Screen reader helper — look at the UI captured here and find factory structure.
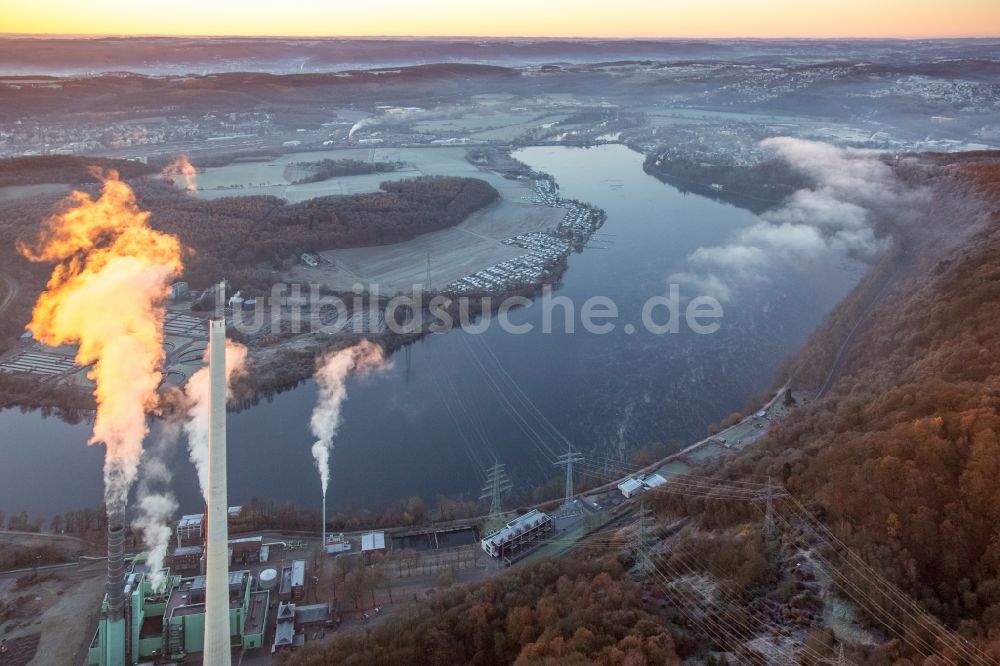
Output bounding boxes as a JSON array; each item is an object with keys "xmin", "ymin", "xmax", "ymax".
[
  {"xmin": 480, "ymin": 509, "xmax": 553, "ymax": 559},
  {"xmin": 87, "ymin": 560, "xmax": 268, "ymax": 664},
  {"xmin": 88, "ymin": 315, "xmax": 309, "ymax": 665}
]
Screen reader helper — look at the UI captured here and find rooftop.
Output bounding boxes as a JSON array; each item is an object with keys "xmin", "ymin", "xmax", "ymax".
[
  {"xmin": 177, "ymin": 514, "xmax": 203, "ymax": 530},
  {"xmin": 290, "ymin": 560, "xmax": 305, "ymax": 588},
  {"xmin": 173, "ymin": 546, "xmax": 203, "ymax": 557},
  {"xmin": 482, "ymin": 510, "xmax": 551, "ymax": 548},
  {"xmin": 274, "ymin": 620, "xmax": 295, "ymax": 647},
  {"xmin": 361, "ymin": 531, "xmax": 386, "ymax": 552},
  {"xmin": 245, "ymin": 591, "xmax": 269, "ymax": 637},
  {"xmin": 618, "ymin": 478, "xmax": 644, "ymax": 494},
  {"xmin": 295, "ymin": 603, "xmax": 330, "ymax": 625}
]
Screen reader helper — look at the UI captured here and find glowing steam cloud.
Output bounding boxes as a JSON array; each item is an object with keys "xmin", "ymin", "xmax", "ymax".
[
  {"xmin": 19, "ymin": 170, "xmax": 183, "ymax": 518},
  {"xmin": 310, "ymin": 341, "xmax": 388, "ymax": 496},
  {"xmin": 183, "ymin": 339, "xmax": 248, "ymax": 500},
  {"xmin": 163, "ymin": 154, "xmax": 198, "ymax": 192}
]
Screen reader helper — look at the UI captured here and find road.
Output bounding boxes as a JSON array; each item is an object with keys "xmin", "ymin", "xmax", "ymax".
[{"xmin": 815, "ymin": 246, "xmax": 908, "ymax": 399}]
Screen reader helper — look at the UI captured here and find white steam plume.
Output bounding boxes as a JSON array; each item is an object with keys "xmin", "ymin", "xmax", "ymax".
[
  {"xmin": 133, "ymin": 423, "xmax": 180, "ymax": 592},
  {"xmin": 183, "ymin": 339, "xmax": 248, "ymax": 500},
  {"xmin": 348, "ymin": 118, "xmax": 378, "ymax": 138},
  {"xmin": 670, "ymin": 138, "xmax": 924, "ymax": 302},
  {"xmin": 310, "ymin": 341, "xmax": 388, "ymax": 496}
]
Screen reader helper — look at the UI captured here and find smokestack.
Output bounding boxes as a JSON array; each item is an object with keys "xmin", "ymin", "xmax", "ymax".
[
  {"xmin": 203, "ymin": 316, "xmax": 232, "ymax": 666},
  {"xmin": 104, "ymin": 514, "xmax": 127, "ymax": 665},
  {"xmin": 106, "ymin": 518, "xmax": 126, "ymax": 615}
]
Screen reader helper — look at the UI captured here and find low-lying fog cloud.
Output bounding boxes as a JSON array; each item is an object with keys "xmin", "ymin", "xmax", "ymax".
[{"xmin": 671, "ymin": 138, "xmax": 923, "ymax": 302}]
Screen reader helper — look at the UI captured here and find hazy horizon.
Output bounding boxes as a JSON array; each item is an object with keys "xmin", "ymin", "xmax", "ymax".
[{"xmin": 5, "ymin": 0, "xmax": 1000, "ymax": 40}]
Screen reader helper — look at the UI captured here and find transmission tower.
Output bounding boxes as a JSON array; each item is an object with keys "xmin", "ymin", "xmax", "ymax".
[
  {"xmin": 755, "ymin": 476, "xmax": 779, "ymax": 539},
  {"xmin": 480, "ymin": 459, "xmax": 512, "ymax": 520},
  {"xmin": 818, "ymin": 643, "xmax": 850, "ymax": 666},
  {"xmin": 555, "ymin": 444, "xmax": 584, "ymax": 507},
  {"xmin": 632, "ymin": 499, "xmax": 655, "ymax": 574}
]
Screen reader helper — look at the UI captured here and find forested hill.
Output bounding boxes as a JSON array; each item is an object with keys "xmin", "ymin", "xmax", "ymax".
[
  {"xmin": 726, "ymin": 154, "xmax": 1000, "ymax": 645},
  {"xmin": 0, "ymin": 172, "xmax": 498, "ymax": 352},
  {"xmin": 285, "ymin": 558, "xmax": 680, "ymax": 666}
]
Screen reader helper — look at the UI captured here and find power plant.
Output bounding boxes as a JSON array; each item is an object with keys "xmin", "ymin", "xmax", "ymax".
[{"xmin": 90, "ymin": 317, "xmax": 248, "ymax": 665}]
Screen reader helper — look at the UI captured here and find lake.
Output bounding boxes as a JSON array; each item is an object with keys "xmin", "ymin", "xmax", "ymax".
[{"xmin": 0, "ymin": 144, "xmax": 863, "ymax": 520}]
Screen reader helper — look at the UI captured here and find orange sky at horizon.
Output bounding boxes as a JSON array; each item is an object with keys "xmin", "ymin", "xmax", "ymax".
[{"xmin": 3, "ymin": 0, "xmax": 999, "ymax": 39}]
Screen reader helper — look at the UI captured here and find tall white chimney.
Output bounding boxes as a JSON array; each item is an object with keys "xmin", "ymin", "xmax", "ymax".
[{"xmin": 203, "ymin": 317, "xmax": 232, "ymax": 665}]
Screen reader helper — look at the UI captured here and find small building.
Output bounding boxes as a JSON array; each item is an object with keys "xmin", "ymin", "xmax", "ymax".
[
  {"xmin": 324, "ymin": 533, "xmax": 351, "ymax": 555},
  {"xmin": 279, "ymin": 560, "xmax": 306, "ymax": 603},
  {"xmin": 169, "ymin": 281, "xmax": 190, "ymax": 300},
  {"xmin": 642, "ymin": 474, "xmax": 668, "ymax": 491},
  {"xmin": 229, "ymin": 536, "xmax": 263, "ymax": 567},
  {"xmin": 481, "ymin": 510, "xmax": 553, "ymax": 559},
  {"xmin": 294, "ymin": 603, "xmax": 330, "ymax": 629},
  {"xmin": 361, "ymin": 532, "xmax": 386, "ymax": 562},
  {"xmin": 176, "ymin": 514, "xmax": 204, "ymax": 549},
  {"xmin": 273, "ymin": 602, "xmax": 298, "ymax": 654},
  {"xmin": 617, "ymin": 478, "xmax": 645, "ymax": 499},
  {"xmin": 166, "ymin": 545, "xmax": 203, "ymax": 574}
]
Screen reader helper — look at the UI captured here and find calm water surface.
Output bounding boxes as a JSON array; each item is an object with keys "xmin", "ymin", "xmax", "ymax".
[{"xmin": 0, "ymin": 145, "xmax": 862, "ymax": 518}]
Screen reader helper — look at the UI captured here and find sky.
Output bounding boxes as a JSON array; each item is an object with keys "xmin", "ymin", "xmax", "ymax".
[{"xmin": 3, "ymin": 0, "xmax": 999, "ymax": 38}]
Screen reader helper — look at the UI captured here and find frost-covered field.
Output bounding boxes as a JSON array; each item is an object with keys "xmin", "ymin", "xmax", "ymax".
[{"xmin": 182, "ymin": 146, "xmax": 522, "ymax": 202}]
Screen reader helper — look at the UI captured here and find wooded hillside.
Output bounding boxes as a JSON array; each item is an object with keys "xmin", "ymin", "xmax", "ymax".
[
  {"xmin": 724, "ymin": 157, "xmax": 1000, "ymax": 645},
  {"xmin": 285, "ymin": 557, "xmax": 679, "ymax": 666}
]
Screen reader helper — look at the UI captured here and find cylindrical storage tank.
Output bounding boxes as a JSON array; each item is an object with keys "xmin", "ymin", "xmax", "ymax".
[{"xmin": 258, "ymin": 568, "xmax": 278, "ymax": 591}]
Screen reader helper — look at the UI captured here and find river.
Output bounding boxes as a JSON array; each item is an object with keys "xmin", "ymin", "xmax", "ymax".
[{"xmin": 0, "ymin": 144, "xmax": 863, "ymax": 520}]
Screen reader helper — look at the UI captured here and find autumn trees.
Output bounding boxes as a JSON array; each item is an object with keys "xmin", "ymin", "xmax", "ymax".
[
  {"xmin": 286, "ymin": 557, "xmax": 680, "ymax": 666},
  {"xmin": 130, "ymin": 175, "xmax": 498, "ymax": 292},
  {"xmin": 723, "ymin": 157, "xmax": 1000, "ymax": 646}
]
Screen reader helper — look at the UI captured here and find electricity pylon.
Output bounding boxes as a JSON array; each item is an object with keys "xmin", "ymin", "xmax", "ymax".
[
  {"xmin": 555, "ymin": 444, "xmax": 584, "ymax": 506},
  {"xmin": 480, "ymin": 459, "xmax": 512, "ymax": 520}
]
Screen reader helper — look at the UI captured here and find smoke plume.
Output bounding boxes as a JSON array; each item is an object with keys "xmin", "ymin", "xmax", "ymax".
[
  {"xmin": 19, "ymin": 170, "xmax": 183, "ymax": 518},
  {"xmin": 348, "ymin": 118, "xmax": 378, "ymax": 139},
  {"xmin": 133, "ymin": 423, "xmax": 181, "ymax": 592},
  {"xmin": 162, "ymin": 155, "xmax": 197, "ymax": 192},
  {"xmin": 310, "ymin": 341, "xmax": 388, "ymax": 495},
  {"xmin": 183, "ymin": 339, "xmax": 248, "ymax": 499},
  {"xmin": 670, "ymin": 138, "xmax": 921, "ymax": 301}
]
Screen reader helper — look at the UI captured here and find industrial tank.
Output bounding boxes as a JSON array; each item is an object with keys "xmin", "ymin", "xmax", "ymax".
[{"xmin": 258, "ymin": 568, "xmax": 278, "ymax": 591}]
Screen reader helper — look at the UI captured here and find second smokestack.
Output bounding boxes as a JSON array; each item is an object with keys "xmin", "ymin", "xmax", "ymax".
[{"xmin": 203, "ymin": 316, "xmax": 232, "ymax": 666}]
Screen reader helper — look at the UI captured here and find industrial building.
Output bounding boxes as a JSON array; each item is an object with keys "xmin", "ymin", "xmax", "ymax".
[
  {"xmin": 617, "ymin": 477, "xmax": 645, "ymax": 498},
  {"xmin": 175, "ymin": 514, "xmax": 204, "ymax": 549},
  {"xmin": 617, "ymin": 473, "xmax": 669, "ymax": 498},
  {"xmin": 272, "ymin": 602, "xmax": 331, "ymax": 654},
  {"xmin": 175, "ymin": 506, "xmax": 245, "ymax": 549},
  {"xmin": 279, "ymin": 560, "xmax": 306, "ymax": 603},
  {"xmin": 87, "ymin": 561, "xmax": 269, "ymax": 665},
  {"xmin": 90, "ymin": 313, "xmax": 242, "ymax": 666},
  {"xmin": 324, "ymin": 533, "xmax": 351, "ymax": 554},
  {"xmin": 481, "ymin": 510, "xmax": 553, "ymax": 558},
  {"xmin": 361, "ymin": 531, "xmax": 387, "ymax": 563}
]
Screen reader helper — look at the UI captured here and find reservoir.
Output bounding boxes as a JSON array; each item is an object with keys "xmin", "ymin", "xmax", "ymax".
[{"xmin": 0, "ymin": 144, "xmax": 863, "ymax": 519}]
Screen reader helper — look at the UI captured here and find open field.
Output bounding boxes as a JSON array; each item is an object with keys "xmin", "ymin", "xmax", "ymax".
[
  {"xmin": 188, "ymin": 145, "xmax": 570, "ymax": 293},
  {"xmin": 297, "ymin": 205, "xmax": 563, "ymax": 292},
  {"xmin": 0, "ymin": 183, "xmax": 71, "ymax": 202},
  {"xmin": 184, "ymin": 146, "xmax": 526, "ymax": 202},
  {"xmin": 287, "ymin": 177, "xmax": 565, "ymax": 292}
]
